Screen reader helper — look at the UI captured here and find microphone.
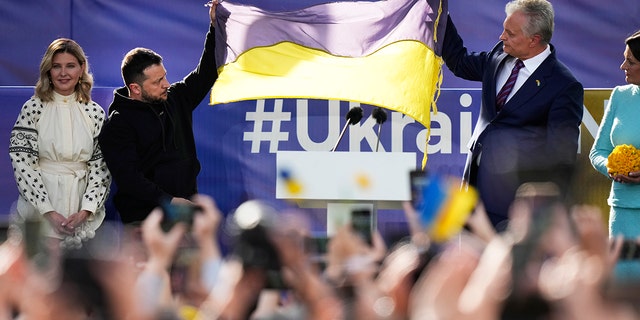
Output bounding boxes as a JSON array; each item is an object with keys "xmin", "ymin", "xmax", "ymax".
[
  {"xmin": 372, "ymin": 107, "xmax": 387, "ymax": 152},
  {"xmin": 331, "ymin": 106, "xmax": 363, "ymax": 152}
]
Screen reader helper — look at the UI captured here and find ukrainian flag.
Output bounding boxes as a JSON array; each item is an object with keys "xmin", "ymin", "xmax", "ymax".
[{"xmin": 211, "ymin": 0, "xmax": 448, "ymax": 163}]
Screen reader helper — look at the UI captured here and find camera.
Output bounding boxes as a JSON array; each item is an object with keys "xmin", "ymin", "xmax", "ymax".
[{"xmin": 229, "ymin": 200, "xmax": 286, "ymax": 289}]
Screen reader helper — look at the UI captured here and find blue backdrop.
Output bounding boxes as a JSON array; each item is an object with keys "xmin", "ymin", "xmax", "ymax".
[{"xmin": 1, "ymin": 0, "xmax": 638, "ymax": 234}]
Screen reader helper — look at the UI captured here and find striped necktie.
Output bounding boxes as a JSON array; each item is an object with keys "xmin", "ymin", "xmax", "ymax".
[{"xmin": 496, "ymin": 59, "xmax": 524, "ymax": 111}]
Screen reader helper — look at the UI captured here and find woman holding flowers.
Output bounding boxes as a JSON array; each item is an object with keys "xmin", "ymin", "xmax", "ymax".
[{"xmin": 590, "ymin": 30, "xmax": 640, "ymax": 280}]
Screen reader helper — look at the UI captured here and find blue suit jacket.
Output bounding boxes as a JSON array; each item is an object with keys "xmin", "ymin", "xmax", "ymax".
[{"xmin": 442, "ymin": 16, "xmax": 584, "ymax": 228}]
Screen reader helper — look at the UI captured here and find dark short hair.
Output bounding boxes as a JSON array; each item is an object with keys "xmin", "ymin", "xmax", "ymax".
[
  {"xmin": 626, "ymin": 30, "xmax": 640, "ymax": 62},
  {"xmin": 121, "ymin": 48, "xmax": 163, "ymax": 86}
]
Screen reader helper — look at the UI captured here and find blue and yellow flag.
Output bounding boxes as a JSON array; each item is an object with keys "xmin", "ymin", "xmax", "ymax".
[{"xmin": 211, "ymin": 0, "xmax": 448, "ymax": 164}]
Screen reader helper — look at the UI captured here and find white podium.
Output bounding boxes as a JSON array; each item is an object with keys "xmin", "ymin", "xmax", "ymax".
[{"xmin": 275, "ymin": 151, "xmax": 416, "ymax": 235}]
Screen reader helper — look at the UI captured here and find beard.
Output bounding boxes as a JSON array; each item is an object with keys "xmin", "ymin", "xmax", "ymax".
[{"xmin": 140, "ymin": 88, "xmax": 168, "ymax": 104}]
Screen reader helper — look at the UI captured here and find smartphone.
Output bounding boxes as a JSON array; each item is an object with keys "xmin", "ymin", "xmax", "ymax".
[
  {"xmin": 18, "ymin": 216, "xmax": 51, "ymax": 270},
  {"xmin": 620, "ymin": 239, "xmax": 640, "ymax": 260},
  {"xmin": 410, "ymin": 170, "xmax": 428, "ymax": 210},
  {"xmin": 351, "ymin": 208, "xmax": 373, "ymax": 245},
  {"xmin": 22, "ymin": 217, "xmax": 43, "ymax": 259},
  {"xmin": 160, "ymin": 201, "xmax": 202, "ymax": 232}
]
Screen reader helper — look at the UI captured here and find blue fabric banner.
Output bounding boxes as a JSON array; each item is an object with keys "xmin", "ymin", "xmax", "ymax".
[{"xmin": 0, "ymin": 0, "xmax": 636, "ymax": 232}]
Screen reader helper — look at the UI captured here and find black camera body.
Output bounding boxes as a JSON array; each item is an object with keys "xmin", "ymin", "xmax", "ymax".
[
  {"xmin": 235, "ymin": 223, "xmax": 281, "ymax": 271},
  {"xmin": 230, "ymin": 200, "xmax": 287, "ymax": 289}
]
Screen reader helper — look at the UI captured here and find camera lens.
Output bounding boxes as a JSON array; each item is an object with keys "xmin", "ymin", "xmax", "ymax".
[{"xmin": 234, "ymin": 200, "xmax": 274, "ymax": 230}]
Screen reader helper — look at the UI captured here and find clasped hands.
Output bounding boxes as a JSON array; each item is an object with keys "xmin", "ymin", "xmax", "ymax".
[{"xmin": 609, "ymin": 170, "xmax": 640, "ymax": 184}]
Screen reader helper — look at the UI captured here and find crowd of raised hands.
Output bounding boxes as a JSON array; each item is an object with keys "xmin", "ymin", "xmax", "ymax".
[{"xmin": 1, "ymin": 191, "xmax": 640, "ymax": 320}]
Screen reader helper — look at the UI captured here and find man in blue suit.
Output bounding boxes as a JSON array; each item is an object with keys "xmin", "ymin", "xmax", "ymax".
[{"xmin": 442, "ymin": 0, "xmax": 584, "ymax": 231}]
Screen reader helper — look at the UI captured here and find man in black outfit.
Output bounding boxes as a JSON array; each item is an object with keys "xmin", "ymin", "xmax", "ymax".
[{"xmin": 99, "ymin": 2, "xmax": 220, "ymax": 224}]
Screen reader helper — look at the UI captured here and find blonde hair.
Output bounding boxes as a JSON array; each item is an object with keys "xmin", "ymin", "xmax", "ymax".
[{"xmin": 35, "ymin": 38, "xmax": 94, "ymax": 103}]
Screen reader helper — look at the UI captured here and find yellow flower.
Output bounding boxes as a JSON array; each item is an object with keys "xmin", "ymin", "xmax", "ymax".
[{"xmin": 607, "ymin": 144, "xmax": 640, "ymax": 175}]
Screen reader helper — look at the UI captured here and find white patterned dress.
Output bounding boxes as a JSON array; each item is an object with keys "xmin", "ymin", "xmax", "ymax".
[{"xmin": 9, "ymin": 91, "xmax": 111, "ymax": 244}]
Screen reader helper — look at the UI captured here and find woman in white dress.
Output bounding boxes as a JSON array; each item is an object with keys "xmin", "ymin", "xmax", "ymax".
[{"xmin": 9, "ymin": 38, "xmax": 111, "ymax": 249}]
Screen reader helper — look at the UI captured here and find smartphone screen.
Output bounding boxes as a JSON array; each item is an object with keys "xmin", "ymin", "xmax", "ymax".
[
  {"xmin": 410, "ymin": 170, "xmax": 428, "ymax": 210},
  {"xmin": 160, "ymin": 201, "xmax": 202, "ymax": 232},
  {"xmin": 351, "ymin": 208, "xmax": 373, "ymax": 245},
  {"xmin": 22, "ymin": 217, "xmax": 50, "ymax": 270},
  {"xmin": 23, "ymin": 217, "xmax": 43, "ymax": 259}
]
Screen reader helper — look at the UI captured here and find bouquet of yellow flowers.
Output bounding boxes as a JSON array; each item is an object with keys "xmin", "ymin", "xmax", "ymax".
[{"xmin": 607, "ymin": 144, "xmax": 640, "ymax": 175}]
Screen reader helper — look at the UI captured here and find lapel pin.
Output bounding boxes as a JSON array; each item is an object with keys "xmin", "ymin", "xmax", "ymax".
[{"xmin": 536, "ymin": 79, "xmax": 541, "ymax": 86}]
